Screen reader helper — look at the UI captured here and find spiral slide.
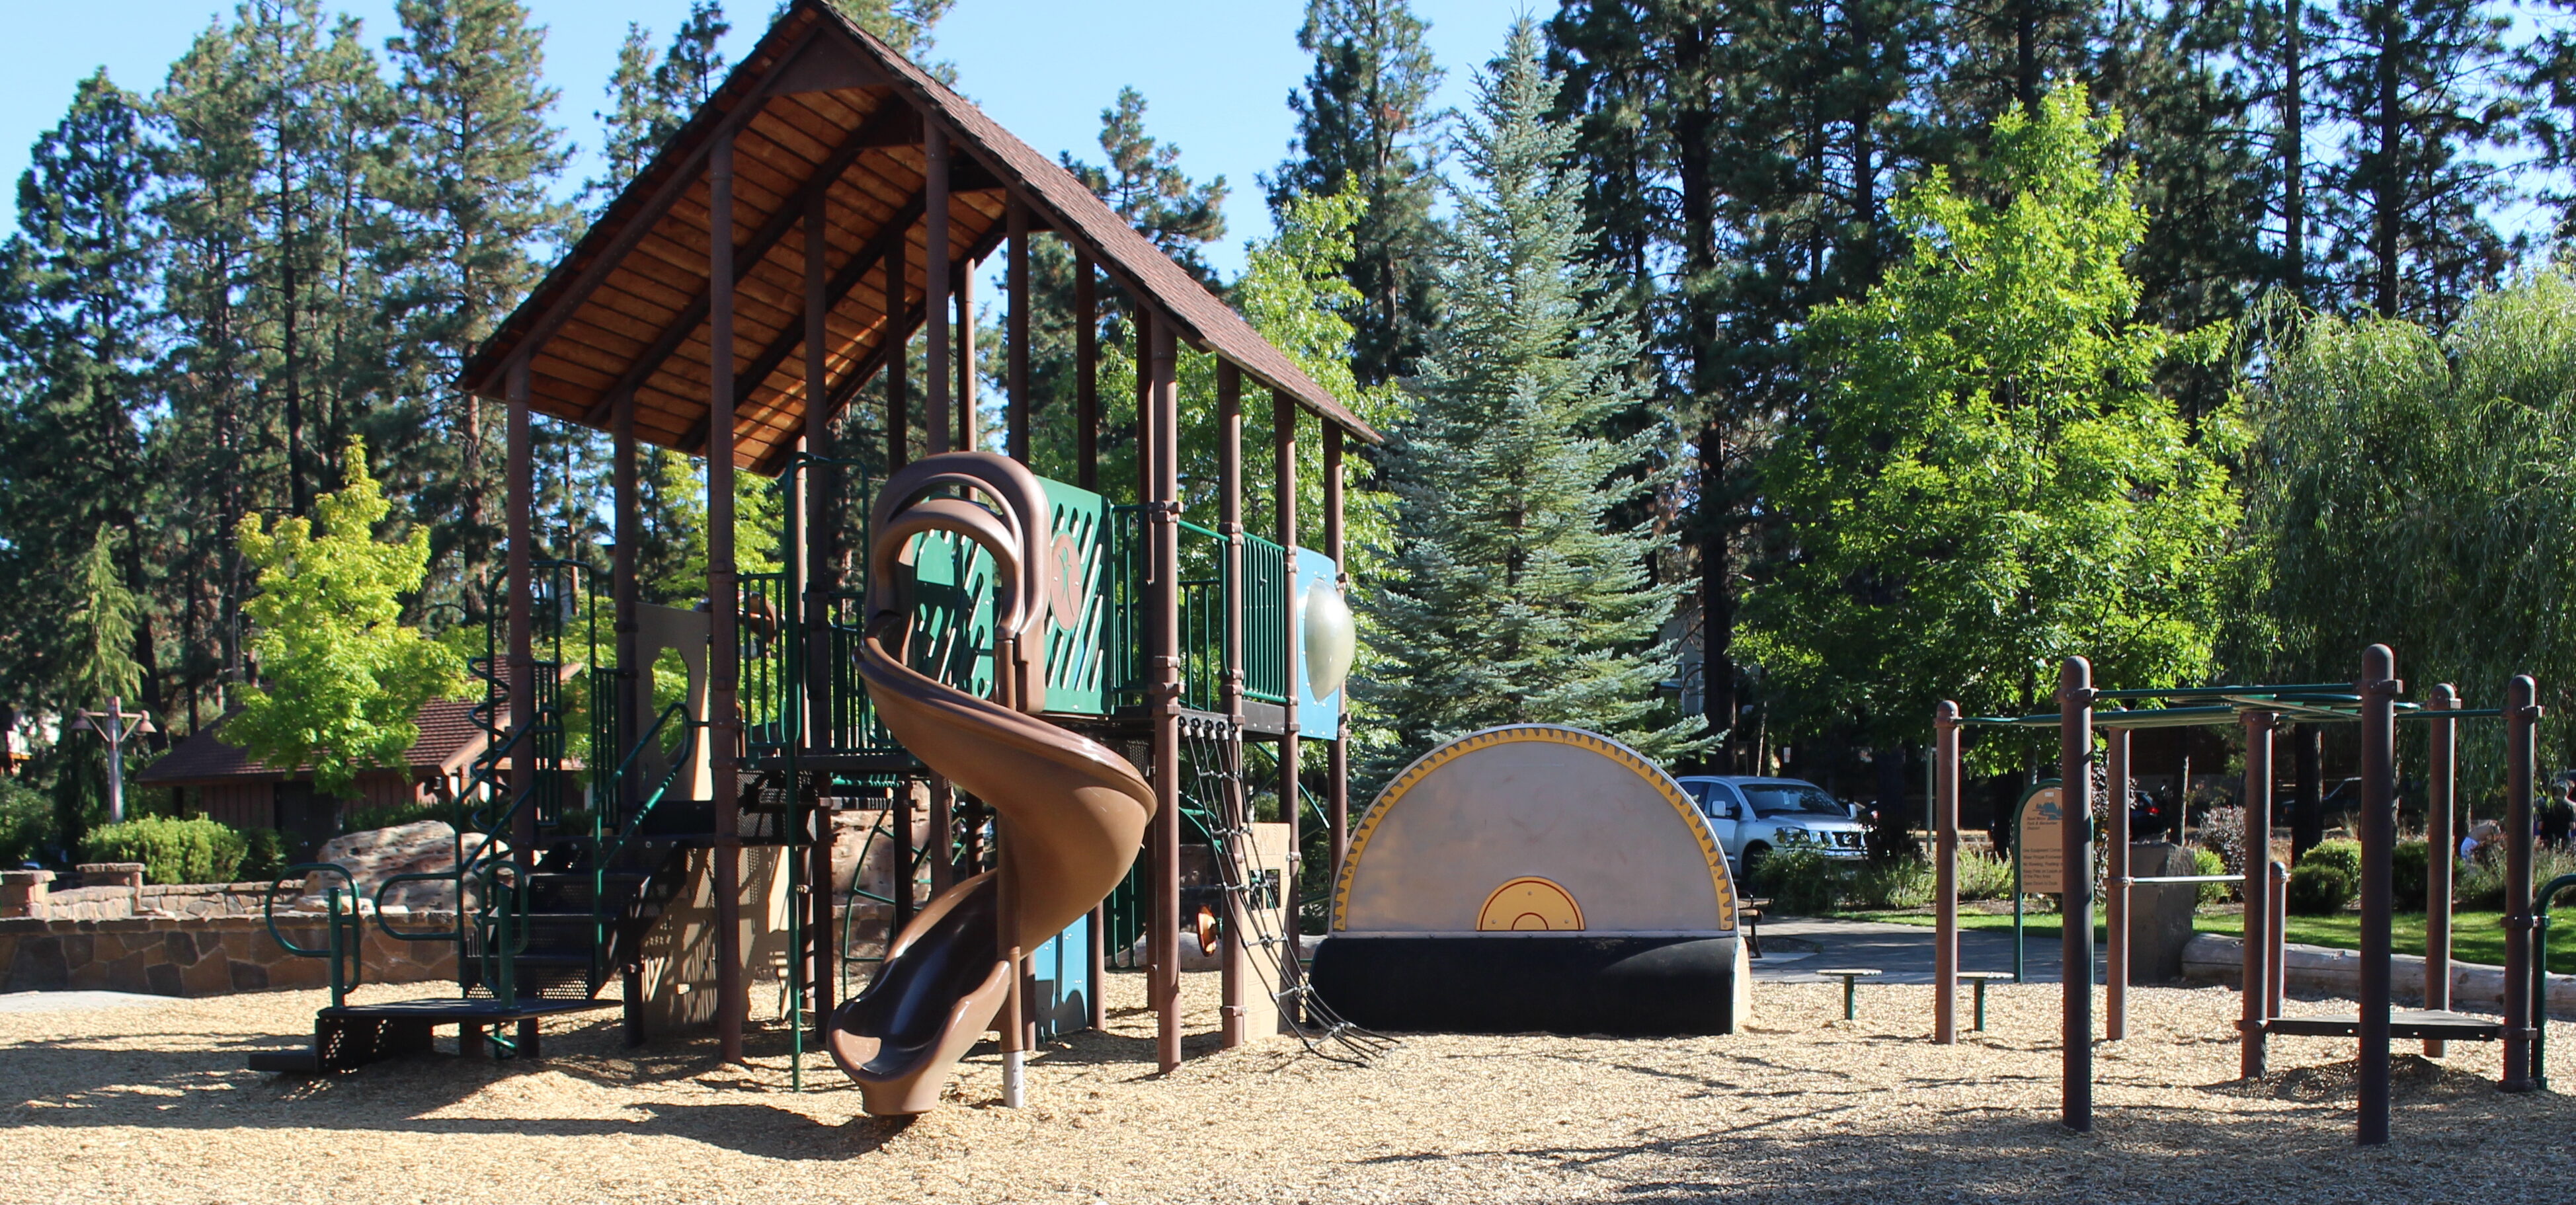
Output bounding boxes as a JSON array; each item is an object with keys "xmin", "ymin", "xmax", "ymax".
[{"xmin": 826, "ymin": 453, "xmax": 1154, "ymax": 1116}]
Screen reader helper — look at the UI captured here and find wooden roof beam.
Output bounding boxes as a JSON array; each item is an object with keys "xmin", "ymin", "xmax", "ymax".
[
  {"xmin": 582, "ymin": 99, "xmax": 924, "ymax": 426},
  {"xmin": 745, "ymin": 220, "xmax": 1009, "ymax": 474},
  {"xmin": 467, "ymin": 24, "xmax": 822, "ymax": 396},
  {"xmin": 721, "ymin": 192, "xmax": 930, "ymax": 438}
]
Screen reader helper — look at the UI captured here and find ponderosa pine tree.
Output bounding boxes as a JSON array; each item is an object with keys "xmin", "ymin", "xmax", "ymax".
[
  {"xmin": 383, "ymin": 0, "xmax": 573, "ymax": 617},
  {"xmin": 1267, "ymin": 0, "xmax": 1445, "ymax": 386},
  {"xmin": 0, "ymin": 71, "xmax": 165, "ymax": 723},
  {"xmin": 1361, "ymin": 22, "xmax": 1695, "ymax": 771}
]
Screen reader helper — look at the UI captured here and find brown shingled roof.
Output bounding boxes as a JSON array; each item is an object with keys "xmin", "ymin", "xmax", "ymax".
[
  {"xmin": 457, "ymin": 0, "xmax": 1376, "ymax": 478},
  {"xmin": 136, "ymin": 699, "xmax": 491, "ymax": 787}
]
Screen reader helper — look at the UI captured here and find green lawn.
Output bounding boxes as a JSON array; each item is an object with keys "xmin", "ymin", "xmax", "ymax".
[{"xmin": 1838, "ymin": 907, "xmax": 2576, "ymax": 974}]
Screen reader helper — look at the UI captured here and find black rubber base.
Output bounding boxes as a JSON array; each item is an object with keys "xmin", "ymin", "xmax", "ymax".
[{"xmin": 1310, "ymin": 935, "xmax": 1739, "ymax": 1036}]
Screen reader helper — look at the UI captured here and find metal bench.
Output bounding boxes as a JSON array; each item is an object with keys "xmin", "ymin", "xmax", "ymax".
[
  {"xmin": 1740, "ymin": 896, "xmax": 1769, "ymax": 958},
  {"xmin": 1958, "ymin": 971, "xmax": 2013, "ymax": 1031},
  {"xmin": 1817, "ymin": 967, "xmax": 1882, "ymax": 1021}
]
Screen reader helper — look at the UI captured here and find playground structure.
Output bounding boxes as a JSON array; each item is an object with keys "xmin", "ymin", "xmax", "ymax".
[
  {"xmin": 1932, "ymin": 646, "xmax": 2544, "ymax": 1146},
  {"xmin": 1312, "ymin": 725, "xmax": 1750, "ymax": 1036},
  {"xmin": 248, "ymin": 1, "xmax": 1377, "ymax": 1107}
]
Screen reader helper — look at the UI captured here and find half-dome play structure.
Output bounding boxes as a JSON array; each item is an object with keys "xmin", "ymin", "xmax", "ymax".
[{"xmin": 1313, "ymin": 726, "xmax": 1750, "ymax": 1036}]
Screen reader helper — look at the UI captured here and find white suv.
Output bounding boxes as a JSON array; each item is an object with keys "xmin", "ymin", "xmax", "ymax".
[{"xmin": 1675, "ymin": 776, "xmax": 1871, "ymax": 884}]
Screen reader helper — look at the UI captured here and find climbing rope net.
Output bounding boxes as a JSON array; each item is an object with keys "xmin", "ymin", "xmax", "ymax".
[{"xmin": 1178, "ymin": 715, "xmax": 1394, "ymax": 1066}]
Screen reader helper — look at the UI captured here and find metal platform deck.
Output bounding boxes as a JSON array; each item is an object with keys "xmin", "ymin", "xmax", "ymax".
[{"xmin": 2265, "ymin": 1008, "xmax": 2503, "ymax": 1041}]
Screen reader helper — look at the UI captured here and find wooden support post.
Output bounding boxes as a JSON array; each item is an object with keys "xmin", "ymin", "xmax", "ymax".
[
  {"xmin": 2358, "ymin": 644, "xmax": 2399, "ymax": 1142},
  {"xmin": 1933, "ymin": 701, "xmax": 1960, "ymax": 1044},
  {"xmin": 1150, "ymin": 315, "xmax": 1184, "ymax": 1073},
  {"xmin": 1074, "ymin": 253, "xmax": 1098, "ymax": 491},
  {"xmin": 928, "ymin": 777, "xmax": 954, "ymax": 896},
  {"xmin": 2058, "ymin": 657, "xmax": 2093, "ymax": 1134},
  {"xmin": 2427, "ymin": 683, "xmax": 2458, "ymax": 1057},
  {"xmin": 2107, "ymin": 726, "xmax": 2131, "ymax": 1042},
  {"xmin": 957, "ymin": 261, "xmax": 977, "ymax": 451},
  {"xmin": 2241, "ymin": 711, "xmax": 2274, "ymax": 1078},
  {"xmin": 802, "ymin": 188, "xmax": 836, "ymax": 1033},
  {"xmin": 1007, "ymin": 196, "xmax": 1031, "ymax": 464},
  {"xmin": 707, "ymin": 132, "xmax": 746, "ymax": 1066},
  {"xmin": 923, "ymin": 124, "xmax": 951, "ymax": 456},
  {"xmin": 505, "ymin": 359, "xmax": 536, "ymax": 863},
  {"xmin": 1217, "ymin": 360, "xmax": 1245, "ymax": 1051},
  {"xmin": 1324, "ymin": 426, "xmax": 1348, "ymax": 887},
  {"xmin": 885, "ymin": 237, "xmax": 908, "ymax": 472},
  {"xmin": 2504, "ymin": 673, "xmax": 2540, "ymax": 1093},
  {"xmin": 611, "ymin": 389, "xmax": 641, "ymax": 822},
  {"xmin": 1273, "ymin": 387, "xmax": 1301, "ymax": 1012}
]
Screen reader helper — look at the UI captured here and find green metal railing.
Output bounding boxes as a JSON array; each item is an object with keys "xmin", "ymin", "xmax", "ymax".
[{"xmin": 1107, "ymin": 508, "xmax": 1292, "ymax": 713}]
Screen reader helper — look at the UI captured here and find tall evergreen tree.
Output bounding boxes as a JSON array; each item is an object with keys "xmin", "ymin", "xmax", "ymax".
[
  {"xmin": 1361, "ymin": 22, "xmax": 1695, "ymax": 768},
  {"xmin": 1267, "ymin": 0, "xmax": 1445, "ymax": 385},
  {"xmin": 382, "ymin": 0, "xmax": 572, "ymax": 614},
  {"xmin": 0, "ymin": 71, "xmax": 163, "ymax": 721},
  {"xmin": 2308, "ymin": 0, "xmax": 2521, "ymax": 323}
]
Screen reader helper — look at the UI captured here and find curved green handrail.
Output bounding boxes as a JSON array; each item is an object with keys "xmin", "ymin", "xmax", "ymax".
[{"xmin": 263, "ymin": 864, "xmax": 363, "ymax": 1008}]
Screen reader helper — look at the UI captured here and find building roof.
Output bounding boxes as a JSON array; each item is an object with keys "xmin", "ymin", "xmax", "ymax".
[
  {"xmin": 460, "ymin": 0, "xmax": 1377, "ymax": 478},
  {"xmin": 136, "ymin": 699, "xmax": 491, "ymax": 787}
]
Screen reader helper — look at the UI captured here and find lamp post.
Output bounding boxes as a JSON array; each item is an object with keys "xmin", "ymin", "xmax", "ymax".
[{"xmin": 73, "ymin": 698, "xmax": 156, "ymax": 824}]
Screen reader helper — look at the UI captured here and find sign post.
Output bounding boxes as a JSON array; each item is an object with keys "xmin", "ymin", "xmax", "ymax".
[{"xmin": 2013, "ymin": 781, "xmax": 2066, "ymax": 983}]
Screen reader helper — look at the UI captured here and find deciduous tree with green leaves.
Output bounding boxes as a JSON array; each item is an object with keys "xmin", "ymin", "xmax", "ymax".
[
  {"xmin": 1744, "ymin": 85, "xmax": 2241, "ymax": 758},
  {"xmin": 229, "ymin": 439, "xmax": 465, "ymax": 795}
]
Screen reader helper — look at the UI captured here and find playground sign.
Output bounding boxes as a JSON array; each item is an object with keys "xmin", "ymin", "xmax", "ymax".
[{"xmin": 2017, "ymin": 785, "xmax": 2066, "ymax": 893}]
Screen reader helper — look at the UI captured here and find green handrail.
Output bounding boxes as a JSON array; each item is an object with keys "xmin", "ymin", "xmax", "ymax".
[
  {"xmin": 263, "ymin": 864, "xmax": 364, "ymax": 1009},
  {"xmin": 2532, "ymin": 872, "xmax": 2576, "ymax": 1090}
]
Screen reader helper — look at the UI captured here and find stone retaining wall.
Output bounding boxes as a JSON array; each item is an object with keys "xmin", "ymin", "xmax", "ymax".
[{"xmin": 0, "ymin": 912, "xmax": 458, "ymax": 996}]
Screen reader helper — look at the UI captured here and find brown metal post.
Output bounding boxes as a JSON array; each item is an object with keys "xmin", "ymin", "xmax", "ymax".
[
  {"xmin": 1088, "ymin": 900, "xmax": 1107, "ymax": 1030},
  {"xmin": 1273, "ymin": 387, "xmax": 1300, "ymax": 1004},
  {"xmin": 1324, "ymin": 426, "xmax": 1348, "ymax": 886},
  {"xmin": 1007, "ymin": 197, "xmax": 1030, "ymax": 464},
  {"xmin": 1074, "ymin": 253, "xmax": 1098, "ymax": 492},
  {"xmin": 2504, "ymin": 673, "xmax": 2540, "ymax": 1092},
  {"xmin": 884, "ymin": 239, "xmax": 908, "ymax": 472},
  {"xmin": 922, "ymin": 124, "xmax": 950, "ymax": 456},
  {"xmin": 802, "ymin": 188, "xmax": 836, "ymax": 1032},
  {"xmin": 2241, "ymin": 710, "xmax": 2274, "ymax": 1077},
  {"xmin": 1149, "ymin": 315, "xmax": 1184, "ymax": 1072},
  {"xmin": 2106, "ymin": 725, "xmax": 2130, "ymax": 1041},
  {"xmin": 891, "ymin": 781, "xmax": 914, "ymax": 942},
  {"xmin": 1934, "ymin": 701, "xmax": 1960, "ymax": 1044},
  {"xmin": 2058, "ymin": 657, "xmax": 2093, "ymax": 1134},
  {"xmin": 2358, "ymin": 644, "xmax": 2399, "ymax": 1143},
  {"xmin": 707, "ymin": 132, "xmax": 746, "ymax": 1066},
  {"xmin": 1217, "ymin": 360, "xmax": 1245, "ymax": 1050},
  {"xmin": 505, "ymin": 358, "xmax": 536, "ymax": 863},
  {"xmin": 2427, "ymin": 683, "xmax": 2457, "ymax": 1057}
]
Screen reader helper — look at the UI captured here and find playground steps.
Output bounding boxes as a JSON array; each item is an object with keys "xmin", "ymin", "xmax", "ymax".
[{"xmin": 249, "ymin": 997, "xmax": 622, "ymax": 1075}]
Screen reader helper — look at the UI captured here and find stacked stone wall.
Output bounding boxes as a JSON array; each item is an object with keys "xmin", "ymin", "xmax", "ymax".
[{"xmin": 0, "ymin": 912, "xmax": 458, "ymax": 996}]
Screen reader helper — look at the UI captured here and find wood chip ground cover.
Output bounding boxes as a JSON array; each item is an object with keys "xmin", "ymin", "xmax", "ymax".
[{"xmin": 3, "ymin": 972, "xmax": 2569, "ymax": 1202}]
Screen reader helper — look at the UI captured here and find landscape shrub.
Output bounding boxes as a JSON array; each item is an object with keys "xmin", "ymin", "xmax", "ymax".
[
  {"xmin": 2458, "ymin": 845, "xmax": 2576, "ymax": 910},
  {"xmin": 344, "ymin": 798, "xmax": 448, "ymax": 833},
  {"xmin": 2198, "ymin": 806, "xmax": 2247, "ymax": 900},
  {"xmin": 2193, "ymin": 847, "xmax": 2230, "ymax": 908},
  {"xmin": 1955, "ymin": 850, "xmax": 2015, "ymax": 902},
  {"xmin": 77, "ymin": 816, "xmax": 249, "ymax": 884},
  {"xmin": 0, "ymin": 777, "xmax": 55, "ymax": 867},
  {"xmin": 2300, "ymin": 838, "xmax": 2362, "ymax": 882},
  {"xmin": 1852, "ymin": 857, "xmax": 1934, "ymax": 909},
  {"xmin": 1757, "ymin": 847, "xmax": 1843, "ymax": 915},
  {"xmin": 2391, "ymin": 840, "xmax": 2430, "ymax": 912},
  {"xmin": 2286, "ymin": 863, "xmax": 2356, "ymax": 915},
  {"xmin": 237, "ymin": 829, "xmax": 290, "ymax": 883}
]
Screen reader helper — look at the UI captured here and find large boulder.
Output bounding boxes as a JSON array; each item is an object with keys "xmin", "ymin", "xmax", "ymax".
[{"xmin": 307, "ymin": 820, "xmax": 479, "ymax": 913}]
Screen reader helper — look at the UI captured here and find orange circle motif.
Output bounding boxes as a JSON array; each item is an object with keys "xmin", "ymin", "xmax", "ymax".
[{"xmin": 1476, "ymin": 876, "xmax": 1584, "ymax": 932}]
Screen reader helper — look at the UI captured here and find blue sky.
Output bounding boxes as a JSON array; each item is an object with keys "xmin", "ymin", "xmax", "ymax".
[{"xmin": 0, "ymin": 1, "xmax": 1519, "ymax": 277}]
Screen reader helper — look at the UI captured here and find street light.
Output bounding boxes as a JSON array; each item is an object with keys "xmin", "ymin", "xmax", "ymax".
[{"xmin": 72, "ymin": 697, "xmax": 156, "ymax": 824}]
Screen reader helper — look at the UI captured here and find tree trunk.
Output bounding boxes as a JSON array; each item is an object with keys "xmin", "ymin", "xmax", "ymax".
[
  {"xmin": 2284, "ymin": 0, "xmax": 2306, "ymax": 302},
  {"xmin": 2372, "ymin": 0, "xmax": 2402, "ymax": 318}
]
